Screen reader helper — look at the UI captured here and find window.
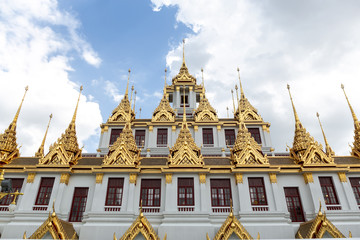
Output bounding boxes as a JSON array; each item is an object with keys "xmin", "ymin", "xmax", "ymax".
[
  {"xmin": 180, "ymin": 94, "xmax": 189, "ymax": 107},
  {"xmin": 69, "ymin": 187, "xmax": 89, "ymax": 222},
  {"xmin": 248, "ymin": 178, "xmax": 267, "ymax": 205},
  {"xmin": 105, "ymin": 178, "xmax": 124, "ymax": 206},
  {"xmin": 140, "ymin": 179, "xmax": 161, "ymax": 207},
  {"xmin": 225, "ymin": 129, "xmax": 236, "ymax": 146},
  {"xmin": 135, "ymin": 130, "xmax": 146, "ymax": 147},
  {"xmin": 284, "ymin": 187, "xmax": 305, "ymax": 222},
  {"xmin": 178, "ymin": 178, "xmax": 194, "ymax": 206},
  {"xmin": 248, "ymin": 128, "xmax": 261, "ymax": 144},
  {"xmin": 350, "ymin": 178, "xmax": 360, "ymax": 205},
  {"xmin": 35, "ymin": 178, "xmax": 55, "ymax": 205},
  {"xmin": 157, "ymin": 128, "xmax": 168, "ymax": 147},
  {"xmin": 210, "ymin": 179, "xmax": 232, "ymax": 207},
  {"xmin": 0, "ymin": 178, "xmax": 24, "ymax": 205},
  {"xmin": 109, "ymin": 129, "xmax": 122, "ymax": 145},
  {"xmin": 319, "ymin": 177, "xmax": 339, "ymax": 205},
  {"xmin": 202, "ymin": 128, "xmax": 214, "ymax": 146}
]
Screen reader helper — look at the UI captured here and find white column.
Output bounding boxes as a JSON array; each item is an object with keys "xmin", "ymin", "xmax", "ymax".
[
  {"xmin": 270, "ymin": 181, "xmax": 287, "ymax": 212},
  {"xmin": 199, "ymin": 174, "xmax": 210, "ymax": 212},
  {"xmin": 338, "ymin": 175, "xmax": 358, "ymax": 211},
  {"xmin": 236, "ymin": 175, "xmax": 252, "ymax": 212},
  {"xmin": 164, "ymin": 174, "xmax": 176, "ymax": 212}
]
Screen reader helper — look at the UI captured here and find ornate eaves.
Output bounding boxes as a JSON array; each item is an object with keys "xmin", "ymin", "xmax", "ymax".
[{"xmin": 152, "ymin": 95, "xmax": 175, "ymax": 123}]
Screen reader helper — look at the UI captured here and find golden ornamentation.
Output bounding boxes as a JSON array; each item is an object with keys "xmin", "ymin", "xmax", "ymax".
[
  {"xmin": 118, "ymin": 204, "xmax": 160, "ymax": 240},
  {"xmin": 303, "ymin": 172, "xmax": 314, "ymax": 184},
  {"xmin": 316, "ymin": 113, "xmax": 335, "ymax": 157},
  {"xmin": 0, "ymin": 86, "xmax": 28, "ymax": 165},
  {"xmin": 168, "ymin": 87, "xmax": 204, "ymax": 167},
  {"xmin": 211, "ymin": 200, "xmax": 253, "ymax": 240},
  {"xmin": 39, "ymin": 86, "xmax": 83, "ymax": 166},
  {"xmin": 96, "ymin": 173, "xmax": 104, "ymax": 184},
  {"xmin": 287, "ymin": 85, "xmax": 334, "ymax": 166},
  {"xmin": 172, "ymin": 126, "xmax": 176, "ymax": 132},
  {"xmin": 60, "ymin": 173, "xmax": 70, "ymax": 185},
  {"xmin": 152, "ymin": 97, "xmax": 175, "ymax": 123},
  {"xmin": 296, "ymin": 203, "xmax": 345, "ymax": 238},
  {"xmin": 108, "ymin": 69, "xmax": 135, "ymax": 122},
  {"xmin": 341, "ymin": 84, "xmax": 360, "ymax": 158},
  {"xmin": 262, "ymin": 125, "xmax": 270, "ymax": 133},
  {"xmin": 165, "ymin": 173, "xmax": 172, "ymax": 184},
  {"xmin": 35, "ymin": 114, "xmax": 53, "ymax": 158},
  {"xmin": 230, "ymin": 114, "xmax": 269, "ymax": 166},
  {"xmin": 27, "ymin": 173, "xmax": 36, "ymax": 183},
  {"xmin": 337, "ymin": 172, "xmax": 347, "ymax": 183},
  {"xmin": 28, "ymin": 205, "xmax": 78, "ymax": 239},
  {"xmin": 235, "ymin": 173, "xmax": 243, "ymax": 184},
  {"xmin": 194, "ymin": 126, "xmax": 198, "ymax": 131},
  {"xmin": 234, "ymin": 68, "xmax": 263, "ymax": 122},
  {"xmin": 149, "ymin": 126, "xmax": 153, "ymax": 132},
  {"xmin": 269, "ymin": 173, "xmax": 277, "ymax": 183},
  {"xmin": 129, "ymin": 173, "xmax": 137, "ymax": 185},
  {"xmin": 199, "ymin": 173, "xmax": 206, "ymax": 184},
  {"xmin": 171, "ymin": 40, "xmax": 197, "ymax": 85}
]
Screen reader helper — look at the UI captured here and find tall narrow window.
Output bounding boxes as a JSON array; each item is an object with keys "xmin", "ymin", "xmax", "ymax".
[
  {"xmin": 248, "ymin": 128, "xmax": 261, "ymax": 144},
  {"xmin": 319, "ymin": 177, "xmax": 339, "ymax": 205},
  {"xmin": 180, "ymin": 94, "xmax": 189, "ymax": 107},
  {"xmin": 35, "ymin": 178, "xmax": 55, "ymax": 205},
  {"xmin": 178, "ymin": 178, "xmax": 194, "ymax": 206},
  {"xmin": 248, "ymin": 178, "xmax": 267, "ymax": 205},
  {"xmin": 350, "ymin": 178, "xmax": 360, "ymax": 205},
  {"xmin": 140, "ymin": 179, "xmax": 161, "ymax": 207},
  {"xmin": 0, "ymin": 178, "xmax": 24, "ymax": 205},
  {"xmin": 109, "ymin": 129, "xmax": 122, "ymax": 145},
  {"xmin": 135, "ymin": 130, "xmax": 146, "ymax": 147},
  {"xmin": 105, "ymin": 178, "xmax": 124, "ymax": 206},
  {"xmin": 157, "ymin": 128, "xmax": 168, "ymax": 147},
  {"xmin": 210, "ymin": 179, "xmax": 232, "ymax": 207},
  {"xmin": 69, "ymin": 187, "xmax": 89, "ymax": 222},
  {"xmin": 202, "ymin": 128, "xmax": 214, "ymax": 146},
  {"xmin": 225, "ymin": 129, "xmax": 236, "ymax": 146},
  {"xmin": 284, "ymin": 187, "xmax": 305, "ymax": 222}
]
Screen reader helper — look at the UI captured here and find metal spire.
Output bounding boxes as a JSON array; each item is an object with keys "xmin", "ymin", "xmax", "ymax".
[
  {"xmin": 341, "ymin": 84, "xmax": 359, "ymax": 124},
  {"xmin": 164, "ymin": 68, "xmax": 167, "ymax": 94},
  {"xmin": 235, "ymin": 85, "xmax": 239, "ymax": 104},
  {"xmin": 201, "ymin": 68, "xmax": 205, "ymax": 97},
  {"xmin": 182, "ymin": 39, "xmax": 186, "ymax": 66},
  {"xmin": 231, "ymin": 89, "xmax": 236, "ymax": 113},
  {"xmin": 35, "ymin": 114, "xmax": 53, "ymax": 158},
  {"xmin": 287, "ymin": 84, "xmax": 301, "ymax": 128},
  {"xmin": 9, "ymin": 86, "xmax": 28, "ymax": 131},
  {"xmin": 237, "ymin": 67, "xmax": 245, "ymax": 99},
  {"xmin": 70, "ymin": 86, "xmax": 83, "ymax": 128},
  {"xmin": 125, "ymin": 69, "xmax": 131, "ymax": 96},
  {"xmin": 130, "ymin": 85, "xmax": 134, "ymax": 107},
  {"xmin": 226, "ymin": 107, "xmax": 229, "ymax": 118},
  {"xmin": 133, "ymin": 90, "xmax": 137, "ymax": 112},
  {"xmin": 316, "ymin": 112, "xmax": 334, "ymax": 156}
]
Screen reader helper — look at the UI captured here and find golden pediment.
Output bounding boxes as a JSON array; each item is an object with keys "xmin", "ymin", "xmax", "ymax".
[
  {"xmin": 152, "ymin": 96, "xmax": 175, "ymax": 123},
  {"xmin": 172, "ymin": 63, "xmax": 197, "ymax": 85},
  {"xmin": 194, "ymin": 97, "xmax": 218, "ymax": 123},
  {"xmin": 290, "ymin": 142, "xmax": 334, "ymax": 166},
  {"xmin": 109, "ymin": 96, "xmax": 134, "ymax": 122},
  {"xmin": 39, "ymin": 144, "xmax": 81, "ymax": 166},
  {"xmin": 168, "ymin": 141, "xmax": 204, "ymax": 167}
]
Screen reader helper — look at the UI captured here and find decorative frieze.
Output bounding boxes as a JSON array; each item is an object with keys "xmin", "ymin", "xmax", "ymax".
[
  {"xmin": 27, "ymin": 173, "xmax": 36, "ymax": 183},
  {"xmin": 303, "ymin": 172, "xmax": 314, "ymax": 184},
  {"xmin": 95, "ymin": 173, "xmax": 103, "ymax": 184},
  {"xmin": 60, "ymin": 173, "xmax": 70, "ymax": 185}
]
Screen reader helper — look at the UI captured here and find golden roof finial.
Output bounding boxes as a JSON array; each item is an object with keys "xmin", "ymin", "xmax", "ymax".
[
  {"xmin": 133, "ymin": 90, "xmax": 137, "ymax": 112},
  {"xmin": 237, "ymin": 67, "xmax": 245, "ymax": 99},
  {"xmin": 201, "ymin": 68, "xmax": 205, "ymax": 97},
  {"xmin": 182, "ymin": 39, "xmax": 186, "ymax": 66},
  {"xmin": 35, "ymin": 114, "xmax": 52, "ymax": 158},
  {"xmin": 125, "ymin": 69, "xmax": 131, "ymax": 96},
  {"xmin": 231, "ymin": 89, "xmax": 236, "ymax": 113},
  {"xmin": 287, "ymin": 84, "xmax": 301, "ymax": 127},
  {"xmin": 70, "ymin": 86, "xmax": 83, "ymax": 128},
  {"xmin": 164, "ymin": 68, "xmax": 167, "ymax": 94},
  {"xmin": 139, "ymin": 108, "xmax": 142, "ymax": 119},
  {"xmin": 341, "ymin": 84, "xmax": 358, "ymax": 123},
  {"xmin": 10, "ymin": 86, "xmax": 29, "ymax": 131},
  {"xmin": 235, "ymin": 85, "xmax": 239, "ymax": 104},
  {"xmin": 130, "ymin": 85, "xmax": 134, "ymax": 107},
  {"xmin": 316, "ymin": 112, "xmax": 334, "ymax": 156},
  {"xmin": 226, "ymin": 107, "xmax": 229, "ymax": 118}
]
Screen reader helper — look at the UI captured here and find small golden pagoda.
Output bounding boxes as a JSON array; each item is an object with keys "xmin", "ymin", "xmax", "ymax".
[{"xmin": 171, "ymin": 40, "xmax": 197, "ymax": 85}]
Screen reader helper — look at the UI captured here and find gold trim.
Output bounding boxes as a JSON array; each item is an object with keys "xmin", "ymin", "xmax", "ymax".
[
  {"xmin": 199, "ymin": 173, "xmax": 206, "ymax": 184},
  {"xmin": 60, "ymin": 173, "xmax": 70, "ymax": 185},
  {"xmin": 303, "ymin": 172, "xmax": 314, "ymax": 184},
  {"xmin": 96, "ymin": 173, "xmax": 104, "ymax": 184},
  {"xmin": 235, "ymin": 173, "xmax": 243, "ymax": 184},
  {"xmin": 165, "ymin": 173, "xmax": 172, "ymax": 184},
  {"xmin": 27, "ymin": 173, "xmax": 36, "ymax": 183},
  {"xmin": 269, "ymin": 173, "xmax": 277, "ymax": 183},
  {"xmin": 194, "ymin": 126, "xmax": 198, "ymax": 132},
  {"xmin": 149, "ymin": 126, "xmax": 153, "ymax": 132},
  {"xmin": 129, "ymin": 173, "xmax": 137, "ymax": 185},
  {"xmin": 337, "ymin": 172, "xmax": 347, "ymax": 183},
  {"xmin": 172, "ymin": 126, "xmax": 176, "ymax": 132}
]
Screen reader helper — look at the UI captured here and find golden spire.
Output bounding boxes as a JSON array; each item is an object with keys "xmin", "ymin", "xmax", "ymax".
[
  {"xmin": 35, "ymin": 114, "xmax": 53, "ymax": 158},
  {"xmin": 125, "ymin": 69, "xmax": 131, "ymax": 96},
  {"xmin": 70, "ymin": 86, "xmax": 83, "ymax": 129},
  {"xmin": 152, "ymin": 79, "xmax": 175, "ymax": 123},
  {"xmin": 130, "ymin": 85, "xmax": 134, "ymax": 107},
  {"xmin": 133, "ymin": 90, "xmax": 137, "ymax": 112},
  {"xmin": 182, "ymin": 39, "xmax": 186, "ymax": 66},
  {"xmin": 235, "ymin": 84, "xmax": 239, "ymax": 103},
  {"xmin": 231, "ymin": 89, "xmax": 236, "ymax": 113},
  {"xmin": 164, "ymin": 68, "xmax": 167, "ymax": 94},
  {"xmin": 287, "ymin": 84, "xmax": 301, "ymax": 129},
  {"xmin": 316, "ymin": 112, "xmax": 334, "ymax": 156},
  {"xmin": 341, "ymin": 84, "xmax": 358, "ymax": 123},
  {"xmin": 226, "ymin": 107, "xmax": 229, "ymax": 118},
  {"xmin": 139, "ymin": 108, "xmax": 142, "ymax": 119},
  {"xmin": 237, "ymin": 67, "xmax": 245, "ymax": 99},
  {"xmin": 10, "ymin": 86, "xmax": 29, "ymax": 131},
  {"xmin": 183, "ymin": 86, "xmax": 187, "ymax": 123}
]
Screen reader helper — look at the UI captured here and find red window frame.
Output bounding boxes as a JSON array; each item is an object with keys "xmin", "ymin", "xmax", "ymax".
[
  {"xmin": 319, "ymin": 177, "xmax": 339, "ymax": 205},
  {"xmin": 105, "ymin": 178, "xmax": 124, "ymax": 206},
  {"xmin": 35, "ymin": 178, "xmax": 55, "ymax": 205},
  {"xmin": 210, "ymin": 179, "xmax": 232, "ymax": 207},
  {"xmin": 248, "ymin": 178, "xmax": 267, "ymax": 205},
  {"xmin": 140, "ymin": 179, "xmax": 161, "ymax": 207},
  {"xmin": 69, "ymin": 187, "xmax": 89, "ymax": 222},
  {"xmin": 350, "ymin": 177, "xmax": 360, "ymax": 205},
  {"xmin": 202, "ymin": 128, "xmax": 214, "ymax": 145},
  {"xmin": 0, "ymin": 178, "xmax": 24, "ymax": 205},
  {"xmin": 248, "ymin": 128, "xmax": 262, "ymax": 144},
  {"xmin": 225, "ymin": 129, "xmax": 236, "ymax": 146},
  {"xmin": 109, "ymin": 129, "xmax": 122, "ymax": 145},
  {"xmin": 178, "ymin": 178, "xmax": 194, "ymax": 206},
  {"xmin": 284, "ymin": 187, "xmax": 305, "ymax": 222},
  {"xmin": 157, "ymin": 128, "xmax": 168, "ymax": 147},
  {"xmin": 135, "ymin": 130, "xmax": 146, "ymax": 147}
]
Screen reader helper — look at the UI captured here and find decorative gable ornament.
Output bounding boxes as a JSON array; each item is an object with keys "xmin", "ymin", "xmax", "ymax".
[
  {"xmin": 194, "ymin": 94, "xmax": 218, "ymax": 123},
  {"xmin": 171, "ymin": 40, "xmax": 197, "ymax": 85},
  {"xmin": 152, "ymin": 95, "xmax": 175, "ymax": 123}
]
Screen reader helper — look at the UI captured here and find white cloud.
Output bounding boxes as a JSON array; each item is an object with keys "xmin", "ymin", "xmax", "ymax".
[
  {"xmin": 0, "ymin": 0, "xmax": 103, "ymax": 156},
  {"xmin": 104, "ymin": 81, "xmax": 123, "ymax": 102},
  {"xmin": 152, "ymin": 0, "xmax": 360, "ymax": 155}
]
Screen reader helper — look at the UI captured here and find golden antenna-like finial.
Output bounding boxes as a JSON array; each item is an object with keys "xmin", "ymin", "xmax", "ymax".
[
  {"xmin": 257, "ymin": 233, "xmax": 260, "ymax": 240},
  {"xmin": 201, "ymin": 68, "xmax": 205, "ymax": 97},
  {"xmin": 139, "ymin": 108, "xmax": 142, "ymax": 119},
  {"xmin": 349, "ymin": 231, "xmax": 352, "ymax": 238},
  {"xmin": 125, "ymin": 69, "xmax": 131, "ymax": 96},
  {"xmin": 10, "ymin": 86, "xmax": 29, "ymax": 131},
  {"xmin": 226, "ymin": 107, "xmax": 229, "ymax": 118},
  {"xmin": 23, "ymin": 231, "xmax": 27, "ymax": 239},
  {"xmin": 237, "ymin": 67, "xmax": 245, "ymax": 98},
  {"xmin": 182, "ymin": 39, "xmax": 186, "ymax": 65},
  {"xmin": 183, "ymin": 86, "xmax": 187, "ymax": 123},
  {"xmin": 231, "ymin": 89, "xmax": 236, "ymax": 113},
  {"xmin": 235, "ymin": 85, "xmax": 239, "ymax": 103},
  {"xmin": 133, "ymin": 90, "xmax": 137, "ymax": 112},
  {"xmin": 318, "ymin": 200, "xmax": 322, "ymax": 215},
  {"xmin": 130, "ymin": 85, "xmax": 134, "ymax": 107},
  {"xmin": 71, "ymin": 86, "xmax": 83, "ymax": 126},
  {"xmin": 113, "ymin": 233, "xmax": 117, "ymax": 240},
  {"xmin": 287, "ymin": 84, "xmax": 301, "ymax": 126},
  {"xmin": 164, "ymin": 68, "xmax": 167, "ymax": 94},
  {"xmin": 230, "ymin": 198, "xmax": 233, "ymax": 216},
  {"xmin": 35, "ymin": 114, "xmax": 52, "ymax": 158},
  {"xmin": 316, "ymin": 112, "xmax": 334, "ymax": 156},
  {"xmin": 341, "ymin": 84, "xmax": 359, "ymax": 124}
]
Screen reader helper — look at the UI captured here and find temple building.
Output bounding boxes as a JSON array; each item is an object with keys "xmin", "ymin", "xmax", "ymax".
[{"xmin": 1, "ymin": 45, "xmax": 360, "ymax": 239}]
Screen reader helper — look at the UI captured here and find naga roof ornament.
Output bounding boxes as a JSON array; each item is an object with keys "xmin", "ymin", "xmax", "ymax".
[
  {"xmin": 234, "ymin": 68, "xmax": 263, "ymax": 122},
  {"xmin": 39, "ymin": 86, "xmax": 83, "ymax": 166},
  {"xmin": 168, "ymin": 87, "xmax": 204, "ymax": 167},
  {"xmin": 0, "ymin": 86, "xmax": 28, "ymax": 165},
  {"xmin": 103, "ymin": 105, "xmax": 140, "ymax": 166},
  {"xmin": 341, "ymin": 84, "xmax": 360, "ymax": 158},
  {"xmin": 287, "ymin": 85, "xmax": 334, "ymax": 166},
  {"xmin": 194, "ymin": 68, "xmax": 218, "ymax": 122},
  {"xmin": 35, "ymin": 114, "xmax": 53, "ymax": 158},
  {"xmin": 108, "ymin": 69, "xmax": 135, "ymax": 122},
  {"xmin": 172, "ymin": 39, "xmax": 197, "ymax": 85},
  {"xmin": 152, "ymin": 68, "xmax": 175, "ymax": 122},
  {"xmin": 230, "ymin": 108, "xmax": 268, "ymax": 166}
]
